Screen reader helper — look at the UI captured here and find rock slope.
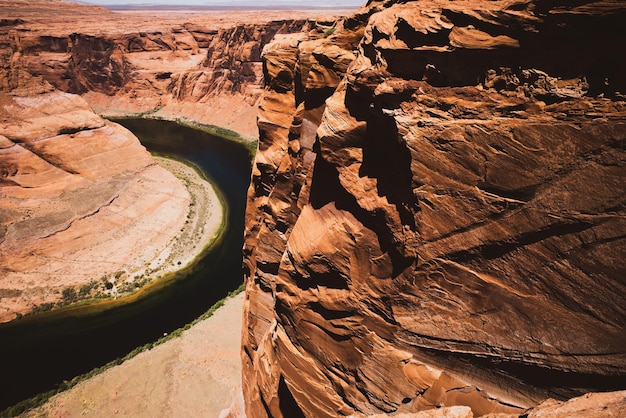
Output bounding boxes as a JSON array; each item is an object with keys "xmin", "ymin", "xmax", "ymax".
[
  {"xmin": 0, "ymin": 81, "xmax": 192, "ymax": 322},
  {"xmin": 242, "ymin": 0, "xmax": 626, "ymax": 416}
]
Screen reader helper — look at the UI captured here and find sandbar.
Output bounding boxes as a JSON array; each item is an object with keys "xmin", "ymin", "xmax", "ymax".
[{"xmin": 140, "ymin": 156, "xmax": 224, "ymax": 281}]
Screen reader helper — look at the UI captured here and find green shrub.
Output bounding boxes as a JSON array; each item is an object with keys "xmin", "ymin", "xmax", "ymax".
[
  {"xmin": 61, "ymin": 288, "xmax": 77, "ymax": 303},
  {"xmin": 79, "ymin": 281, "xmax": 97, "ymax": 297}
]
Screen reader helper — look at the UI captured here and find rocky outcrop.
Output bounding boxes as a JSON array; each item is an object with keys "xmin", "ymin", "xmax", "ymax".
[
  {"xmin": 518, "ymin": 390, "xmax": 626, "ymax": 418},
  {"xmin": 0, "ymin": 79, "xmax": 190, "ymax": 322},
  {"xmin": 242, "ymin": 1, "xmax": 626, "ymax": 416},
  {"xmin": 0, "ymin": 1, "xmax": 348, "ymax": 138},
  {"xmin": 170, "ymin": 20, "xmax": 313, "ymax": 101}
]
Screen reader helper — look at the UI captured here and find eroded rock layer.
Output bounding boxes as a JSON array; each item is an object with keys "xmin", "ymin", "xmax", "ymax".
[
  {"xmin": 0, "ymin": 83, "xmax": 190, "ymax": 322},
  {"xmin": 0, "ymin": 0, "xmax": 347, "ymax": 138},
  {"xmin": 242, "ymin": 1, "xmax": 626, "ymax": 416}
]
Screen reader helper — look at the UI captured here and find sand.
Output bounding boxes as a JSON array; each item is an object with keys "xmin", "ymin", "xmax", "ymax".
[
  {"xmin": 22, "ymin": 293, "xmax": 245, "ymax": 418},
  {"xmin": 140, "ymin": 156, "xmax": 224, "ymax": 280}
]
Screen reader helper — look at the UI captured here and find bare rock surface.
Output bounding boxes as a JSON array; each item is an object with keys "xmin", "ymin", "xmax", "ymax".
[
  {"xmin": 242, "ymin": 0, "xmax": 626, "ymax": 417},
  {"xmin": 0, "ymin": 0, "xmax": 354, "ymax": 139},
  {"xmin": 521, "ymin": 390, "xmax": 626, "ymax": 418}
]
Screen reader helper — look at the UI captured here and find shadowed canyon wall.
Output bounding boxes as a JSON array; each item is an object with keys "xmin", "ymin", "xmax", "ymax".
[{"xmin": 242, "ymin": 0, "xmax": 626, "ymax": 416}]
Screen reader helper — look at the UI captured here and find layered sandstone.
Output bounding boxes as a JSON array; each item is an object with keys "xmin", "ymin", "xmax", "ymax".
[
  {"xmin": 0, "ymin": 0, "xmax": 351, "ymax": 138},
  {"xmin": 0, "ymin": 83, "xmax": 198, "ymax": 322},
  {"xmin": 242, "ymin": 1, "xmax": 626, "ymax": 416}
]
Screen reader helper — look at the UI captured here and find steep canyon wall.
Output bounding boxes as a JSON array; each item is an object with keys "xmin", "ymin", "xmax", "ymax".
[
  {"xmin": 0, "ymin": 1, "xmax": 332, "ymax": 138},
  {"xmin": 242, "ymin": 1, "xmax": 626, "ymax": 416}
]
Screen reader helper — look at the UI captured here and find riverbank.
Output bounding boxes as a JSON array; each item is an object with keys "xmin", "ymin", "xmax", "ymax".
[
  {"xmin": 0, "ymin": 153, "xmax": 224, "ymax": 323},
  {"xmin": 0, "ymin": 117, "xmax": 253, "ymax": 414},
  {"xmin": 19, "ymin": 293, "xmax": 245, "ymax": 418},
  {"xmin": 139, "ymin": 156, "xmax": 224, "ymax": 285}
]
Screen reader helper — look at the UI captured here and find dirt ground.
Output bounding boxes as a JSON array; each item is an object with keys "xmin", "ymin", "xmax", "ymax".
[{"xmin": 23, "ymin": 293, "xmax": 245, "ymax": 418}]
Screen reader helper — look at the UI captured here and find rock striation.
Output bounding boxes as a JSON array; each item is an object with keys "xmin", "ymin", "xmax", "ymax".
[
  {"xmin": 0, "ymin": 77, "xmax": 191, "ymax": 322},
  {"xmin": 242, "ymin": 0, "xmax": 626, "ymax": 416},
  {"xmin": 0, "ymin": 0, "xmax": 349, "ymax": 138}
]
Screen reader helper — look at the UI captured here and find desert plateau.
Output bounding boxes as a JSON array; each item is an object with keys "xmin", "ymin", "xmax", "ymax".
[{"xmin": 1, "ymin": 0, "xmax": 625, "ymax": 417}]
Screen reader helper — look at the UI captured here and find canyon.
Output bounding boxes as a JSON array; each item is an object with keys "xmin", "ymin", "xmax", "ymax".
[
  {"xmin": 0, "ymin": 0, "xmax": 347, "ymax": 321},
  {"xmin": 1, "ymin": 0, "xmax": 625, "ymax": 417},
  {"xmin": 1, "ymin": 0, "xmax": 349, "ymax": 138},
  {"xmin": 242, "ymin": 0, "xmax": 626, "ymax": 416}
]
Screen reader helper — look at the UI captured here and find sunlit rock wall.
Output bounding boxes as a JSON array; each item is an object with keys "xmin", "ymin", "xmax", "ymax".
[{"xmin": 242, "ymin": 1, "xmax": 626, "ymax": 417}]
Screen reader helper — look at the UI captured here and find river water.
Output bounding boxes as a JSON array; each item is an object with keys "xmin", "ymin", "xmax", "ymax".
[{"xmin": 0, "ymin": 119, "xmax": 253, "ymax": 411}]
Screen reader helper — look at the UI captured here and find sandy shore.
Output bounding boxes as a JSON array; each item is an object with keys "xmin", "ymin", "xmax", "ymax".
[
  {"xmin": 136, "ymin": 156, "xmax": 224, "ymax": 282},
  {"xmin": 22, "ymin": 293, "xmax": 245, "ymax": 418},
  {"xmin": 83, "ymin": 154, "xmax": 226, "ymax": 302}
]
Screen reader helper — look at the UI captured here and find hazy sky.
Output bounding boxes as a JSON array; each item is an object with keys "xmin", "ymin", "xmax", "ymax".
[{"xmin": 78, "ymin": 0, "xmax": 364, "ymax": 7}]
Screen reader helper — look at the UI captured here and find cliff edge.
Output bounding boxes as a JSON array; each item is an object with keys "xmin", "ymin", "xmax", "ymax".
[{"xmin": 242, "ymin": 0, "xmax": 626, "ymax": 416}]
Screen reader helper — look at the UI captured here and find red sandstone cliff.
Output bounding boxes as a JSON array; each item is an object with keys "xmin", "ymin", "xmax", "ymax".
[
  {"xmin": 0, "ymin": 0, "xmax": 343, "ymax": 138},
  {"xmin": 242, "ymin": 1, "xmax": 626, "ymax": 416}
]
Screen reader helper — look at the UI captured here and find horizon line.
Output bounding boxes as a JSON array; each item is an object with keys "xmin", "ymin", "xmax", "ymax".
[
  {"xmin": 102, "ymin": 5, "xmax": 357, "ymax": 11},
  {"xmin": 74, "ymin": 1, "xmax": 361, "ymax": 11}
]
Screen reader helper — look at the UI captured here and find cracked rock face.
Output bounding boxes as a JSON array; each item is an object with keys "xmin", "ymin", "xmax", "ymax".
[
  {"xmin": 0, "ymin": 87, "xmax": 189, "ymax": 322},
  {"xmin": 242, "ymin": 1, "xmax": 626, "ymax": 417}
]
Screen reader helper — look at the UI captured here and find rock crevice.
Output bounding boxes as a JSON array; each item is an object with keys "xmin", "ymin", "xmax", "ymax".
[{"xmin": 242, "ymin": 1, "xmax": 626, "ymax": 416}]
